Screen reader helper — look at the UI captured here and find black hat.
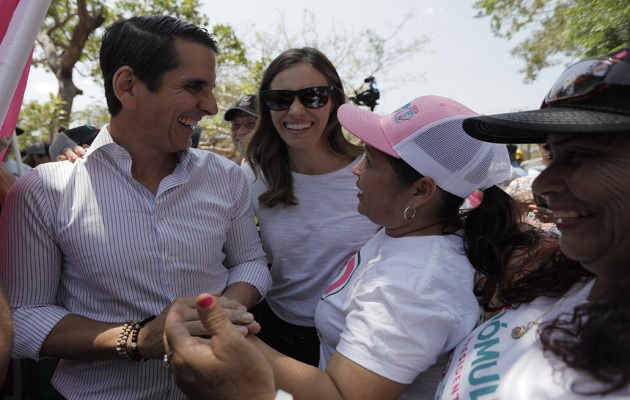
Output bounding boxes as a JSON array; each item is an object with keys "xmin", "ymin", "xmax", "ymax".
[
  {"xmin": 463, "ymin": 46, "xmax": 630, "ymax": 143},
  {"xmin": 224, "ymin": 95, "xmax": 257, "ymax": 121},
  {"xmin": 49, "ymin": 125, "xmax": 100, "ymax": 159}
]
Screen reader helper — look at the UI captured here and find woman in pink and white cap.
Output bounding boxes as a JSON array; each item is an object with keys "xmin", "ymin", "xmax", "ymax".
[
  {"xmin": 163, "ymin": 95, "xmax": 583, "ymax": 400},
  {"xmin": 243, "ymin": 95, "xmax": 535, "ymax": 400}
]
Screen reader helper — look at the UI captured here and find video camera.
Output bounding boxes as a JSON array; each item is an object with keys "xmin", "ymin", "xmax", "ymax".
[{"xmin": 350, "ymin": 76, "xmax": 380, "ymax": 111}]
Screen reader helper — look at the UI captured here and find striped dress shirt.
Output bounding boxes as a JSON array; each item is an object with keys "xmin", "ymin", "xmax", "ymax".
[{"xmin": 0, "ymin": 127, "xmax": 271, "ymax": 399}]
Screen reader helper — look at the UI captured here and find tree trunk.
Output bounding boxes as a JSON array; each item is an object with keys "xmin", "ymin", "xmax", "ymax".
[{"xmin": 56, "ymin": 70, "xmax": 82, "ymax": 131}]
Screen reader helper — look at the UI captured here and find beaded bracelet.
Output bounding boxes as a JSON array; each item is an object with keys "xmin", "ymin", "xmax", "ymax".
[
  {"xmin": 116, "ymin": 320, "xmax": 136, "ymax": 361},
  {"xmin": 129, "ymin": 315, "xmax": 157, "ymax": 362}
]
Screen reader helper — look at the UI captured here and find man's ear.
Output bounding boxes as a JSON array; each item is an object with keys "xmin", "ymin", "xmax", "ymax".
[
  {"xmin": 112, "ymin": 66, "xmax": 137, "ymax": 110},
  {"xmin": 408, "ymin": 176, "xmax": 438, "ymax": 208}
]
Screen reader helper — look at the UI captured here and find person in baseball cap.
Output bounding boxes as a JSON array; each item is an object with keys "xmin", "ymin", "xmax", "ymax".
[
  {"xmin": 338, "ymin": 95, "xmax": 511, "ymax": 199},
  {"xmin": 23, "ymin": 141, "xmax": 51, "ymax": 167},
  {"xmin": 224, "ymin": 95, "xmax": 257, "ymax": 162},
  {"xmin": 239, "ymin": 95, "xmax": 519, "ymax": 399}
]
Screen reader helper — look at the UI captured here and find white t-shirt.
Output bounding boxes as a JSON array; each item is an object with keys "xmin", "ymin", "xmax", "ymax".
[
  {"xmin": 315, "ymin": 229, "xmax": 479, "ymax": 400},
  {"xmin": 242, "ymin": 156, "xmax": 379, "ymax": 326},
  {"xmin": 435, "ymin": 279, "xmax": 594, "ymax": 400},
  {"xmin": 498, "ymin": 332, "xmax": 630, "ymax": 399}
]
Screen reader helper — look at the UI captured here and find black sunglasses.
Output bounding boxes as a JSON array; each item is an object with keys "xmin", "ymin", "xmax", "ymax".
[
  {"xmin": 261, "ymin": 86, "xmax": 335, "ymax": 111},
  {"xmin": 544, "ymin": 55, "xmax": 630, "ymax": 106}
]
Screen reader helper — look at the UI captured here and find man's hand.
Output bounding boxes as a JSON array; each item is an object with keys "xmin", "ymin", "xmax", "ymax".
[
  {"xmin": 217, "ymin": 295, "xmax": 261, "ymax": 335},
  {"xmin": 139, "ymin": 295, "xmax": 260, "ymax": 359},
  {"xmin": 164, "ymin": 293, "xmax": 276, "ymax": 400}
]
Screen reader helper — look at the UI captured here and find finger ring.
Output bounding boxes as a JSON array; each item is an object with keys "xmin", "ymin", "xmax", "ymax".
[{"xmin": 163, "ymin": 352, "xmax": 173, "ymax": 369}]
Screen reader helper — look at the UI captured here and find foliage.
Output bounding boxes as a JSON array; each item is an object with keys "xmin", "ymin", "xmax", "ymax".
[
  {"xmin": 198, "ymin": 9, "xmax": 428, "ymax": 156},
  {"xmin": 30, "ymin": 0, "xmax": 248, "ymax": 143},
  {"xmin": 71, "ymin": 104, "xmax": 110, "ymax": 128},
  {"xmin": 22, "ymin": 3, "xmax": 427, "ymax": 157},
  {"xmin": 16, "ymin": 95, "xmax": 66, "ymax": 147},
  {"xmin": 473, "ymin": 0, "xmax": 630, "ymax": 81},
  {"xmin": 239, "ymin": 9, "xmax": 428, "ymax": 100}
]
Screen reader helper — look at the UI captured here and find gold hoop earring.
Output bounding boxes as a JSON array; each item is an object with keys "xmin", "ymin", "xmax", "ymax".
[{"xmin": 403, "ymin": 206, "xmax": 416, "ymax": 220}]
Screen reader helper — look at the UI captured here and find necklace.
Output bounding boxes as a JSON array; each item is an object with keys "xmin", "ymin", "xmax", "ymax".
[{"xmin": 510, "ymin": 280, "xmax": 591, "ymax": 339}]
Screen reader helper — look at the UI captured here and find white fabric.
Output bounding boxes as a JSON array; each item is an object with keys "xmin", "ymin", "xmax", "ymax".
[
  {"xmin": 435, "ymin": 279, "xmax": 594, "ymax": 400},
  {"xmin": 498, "ymin": 342, "xmax": 630, "ymax": 399},
  {"xmin": 0, "ymin": 127, "xmax": 271, "ymax": 400},
  {"xmin": 242, "ymin": 156, "xmax": 379, "ymax": 326},
  {"xmin": 315, "ymin": 229, "xmax": 479, "ymax": 400},
  {"xmin": 275, "ymin": 389, "xmax": 294, "ymax": 400}
]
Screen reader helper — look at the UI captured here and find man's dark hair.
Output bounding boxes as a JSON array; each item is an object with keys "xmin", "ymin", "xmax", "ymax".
[{"xmin": 100, "ymin": 15, "xmax": 218, "ymax": 116}]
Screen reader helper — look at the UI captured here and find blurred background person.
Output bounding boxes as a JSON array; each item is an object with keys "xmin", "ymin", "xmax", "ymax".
[
  {"xmin": 224, "ymin": 94, "xmax": 258, "ymax": 164},
  {"xmin": 22, "ymin": 141, "xmax": 51, "ymax": 168},
  {"xmin": 504, "ymin": 143, "xmax": 558, "ymax": 234},
  {"xmin": 498, "ymin": 143, "xmax": 527, "ymax": 189}
]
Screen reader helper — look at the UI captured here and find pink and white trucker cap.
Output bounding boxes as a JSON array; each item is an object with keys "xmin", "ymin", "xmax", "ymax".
[{"xmin": 338, "ymin": 95, "xmax": 511, "ymax": 198}]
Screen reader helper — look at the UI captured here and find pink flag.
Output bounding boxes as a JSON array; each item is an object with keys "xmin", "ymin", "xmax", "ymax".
[{"xmin": 0, "ymin": 0, "xmax": 52, "ymax": 158}]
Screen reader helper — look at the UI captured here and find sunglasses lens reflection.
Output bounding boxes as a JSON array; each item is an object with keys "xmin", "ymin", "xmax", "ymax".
[{"xmin": 263, "ymin": 86, "xmax": 332, "ymax": 111}]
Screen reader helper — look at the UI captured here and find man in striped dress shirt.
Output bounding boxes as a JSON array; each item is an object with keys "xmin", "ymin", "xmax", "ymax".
[{"xmin": 0, "ymin": 15, "xmax": 271, "ymax": 399}]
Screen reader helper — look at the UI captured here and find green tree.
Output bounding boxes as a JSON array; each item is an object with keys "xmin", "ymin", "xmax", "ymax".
[
  {"xmin": 21, "ymin": 5, "xmax": 427, "ymax": 158},
  {"xmin": 15, "ymin": 95, "xmax": 67, "ymax": 150},
  {"xmin": 473, "ymin": 0, "xmax": 630, "ymax": 81},
  {"xmin": 29, "ymin": 0, "xmax": 247, "ymax": 142}
]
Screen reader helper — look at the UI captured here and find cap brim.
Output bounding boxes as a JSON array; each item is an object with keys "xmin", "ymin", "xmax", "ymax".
[
  {"xmin": 224, "ymin": 107, "xmax": 256, "ymax": 121},
  {"xmin": 463, "ymin": 107, "xmax": 630, "ymax": 144},
  {"xmin": 338, "ymin": 104, "xmax": 398, "ymax": 157}
]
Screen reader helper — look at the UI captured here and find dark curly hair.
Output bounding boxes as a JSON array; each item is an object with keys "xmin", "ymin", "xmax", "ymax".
[
  {"xmin": 385, "ymin": 155, "xmax": 590, "ymax": 313},
  {"xmin": 539, "ymin": 283, "xmax": 630, "ymax": 395},
  {"xmin": 460, "ymin": 186, "xmax": 592, "ymax": 314}
]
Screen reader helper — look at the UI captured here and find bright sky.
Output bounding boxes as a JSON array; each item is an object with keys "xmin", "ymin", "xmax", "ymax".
[{"xmin": 24, "ymin": 0, "xmax": 571, "ymax": 117}]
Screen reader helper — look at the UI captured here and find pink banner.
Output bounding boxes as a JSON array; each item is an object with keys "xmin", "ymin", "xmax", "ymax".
[{"xmin": 0, "ymin": 0, "xmax": 48, "ymax": 159}]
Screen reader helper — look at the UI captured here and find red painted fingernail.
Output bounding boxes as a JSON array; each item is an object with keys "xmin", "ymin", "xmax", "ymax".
[{"xmin": 197, "ymin": 296, "xmax": 214, "ymax": 309}]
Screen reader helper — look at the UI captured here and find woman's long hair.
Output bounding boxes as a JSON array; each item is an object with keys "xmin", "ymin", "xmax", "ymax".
[{"xmin": 245, "ymin": 47, "xmax": 363, "ymax": 208}]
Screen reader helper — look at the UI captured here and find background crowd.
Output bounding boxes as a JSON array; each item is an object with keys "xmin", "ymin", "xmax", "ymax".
[{"xmin": 1, "ymin": 13, "xmax": 629, "ymax": 400}]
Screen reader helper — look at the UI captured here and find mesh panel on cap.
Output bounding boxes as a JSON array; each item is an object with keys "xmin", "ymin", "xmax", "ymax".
[
  {"xmin": 412, "ymin": 119, "xmax": 482, "ymax": 173},
  {"xmin": 464, "ymin": 150, "xmax": 493, "ymax": 185},
  {"xmin": 394, "ymin": 116, "xmax": 511, "ymax": 198}
]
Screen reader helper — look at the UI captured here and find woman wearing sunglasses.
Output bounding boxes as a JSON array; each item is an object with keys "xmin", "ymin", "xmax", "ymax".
[{"xmin": 243, "ymin": 47, "xmax": 379, "ymax": 366}]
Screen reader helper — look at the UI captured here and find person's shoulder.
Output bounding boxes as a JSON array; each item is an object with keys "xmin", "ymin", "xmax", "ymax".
[
  {"xmin": 191, "ymin": 148, "xmax": 240, "ymax": 170},
  {"xmin": 3, "ymin": 160, "xmax": 32, "ymax": 177},
  {"xmin": 36, "ymin": 159, "xmax": 77, "ymax": 175},
  {"xmin": 189, "ymin": 149, "xmax": 249, "ymax": 185}
]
